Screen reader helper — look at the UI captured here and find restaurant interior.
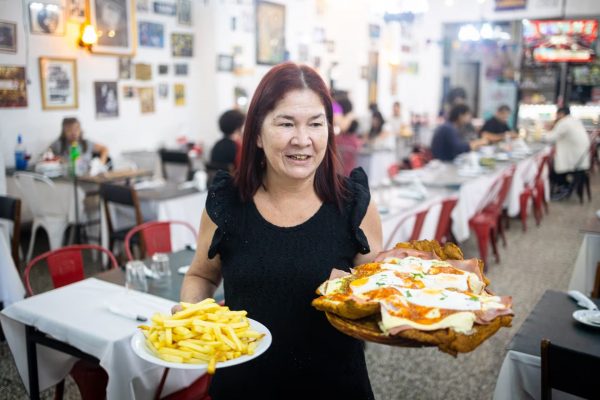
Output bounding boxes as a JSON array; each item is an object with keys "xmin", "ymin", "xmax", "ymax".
[{"xmin": 1, "ymin": 0, "xmax": 599, "ymax": 399}]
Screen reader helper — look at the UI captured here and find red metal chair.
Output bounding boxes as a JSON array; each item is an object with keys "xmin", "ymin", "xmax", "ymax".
[
  {"xmin": 520, "ymin": 153, "xmax": 551, "ymax": 230},
  {"xmin": 23, "ymin": 244, "xmax": 118, "ymax": 400},
  {"xmin": 124, "ymin": 220, "xmax": 198, "ymax": 261},
  {"xmin": 468, "ymin": 167, "xmax": 515, "ymax": 267},
  {"xmin": 433, "ymin": 197, "xmax": 458, "ymax": 244},
  {"xmin": 384, "ymin": 208, "xmax": 429, "ymax": 249}
]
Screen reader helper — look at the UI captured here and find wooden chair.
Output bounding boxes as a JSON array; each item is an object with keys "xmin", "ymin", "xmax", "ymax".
[
  {"xmin": 159, "ymin": 149, "xmax": 194, "ymax": 182},
  {"xmin": 125, "ymin": 220, "xmax": 197, "ymax": 260},
  {"xmin": 99, "ymin": 183, "xmax": 144, "ymax": 256},
  {"xmin": 541, "ymin": 339, "xmax": 600, "ymax": 400},
  {"xmin": 24, "ymin": 244, "xmax": 118, "ymax": 400},
  {"xmin": 0, "ymin": 195, "xmax": 22, "ymax": 267}
]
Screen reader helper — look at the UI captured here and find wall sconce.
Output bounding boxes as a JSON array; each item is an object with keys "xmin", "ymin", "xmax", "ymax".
[{"xmin": 79, "ymin": 23, "xmax": 98, "ymax": 50}]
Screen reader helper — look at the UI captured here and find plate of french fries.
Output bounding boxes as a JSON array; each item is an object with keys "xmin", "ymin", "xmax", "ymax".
[{"xmin": 131, "ymin": 298, "xmax": 271, "ymax": 374}]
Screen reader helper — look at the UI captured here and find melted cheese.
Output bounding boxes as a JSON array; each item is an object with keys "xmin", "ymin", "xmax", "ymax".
[
  {"xmin": 382, "ymin": 256, "xmax": 451, "ymax": 273},
  {"xmin": 380, "ymin": 305, "xmax": 477, "ymax": 334},
  {"xmin": 397, "ymin": 288, "xmax": 482, "ymax": 310},
  {"xmin": 317, "ymin": 277, "xmax": 345, "ymax": 295},
  {"xmin": 349, "ymin": 271, "xmax": 406, "ymax": 296}
]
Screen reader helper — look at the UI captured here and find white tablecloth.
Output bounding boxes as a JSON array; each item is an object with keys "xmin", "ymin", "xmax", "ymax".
[
  {"xmin": 568, "ymin": 233, "xmax": 600, "ymax": 297},
  {"xmin": 0, "ymin": 278, "xmax": 206, "ymax": 399},
  {"xmin": 0, "ymin": 222, "xmax": 25, "ymax": 307},
  {"xmin": 493, "ymin": 350, "xmax": 581, "ymax": 400}
]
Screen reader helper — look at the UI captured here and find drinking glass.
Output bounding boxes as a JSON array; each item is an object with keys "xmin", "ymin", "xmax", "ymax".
[
  {"xmin": 151, "ymin": 253, "xmax": 172, "ymax": 278},
  {"xmin": 125, "ymin": 261, "xmax": 148, "ymax": 292}
]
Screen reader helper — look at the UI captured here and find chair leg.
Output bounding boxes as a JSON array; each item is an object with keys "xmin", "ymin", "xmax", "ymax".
[
  {"xmin": 471, "ymin": 223, "xmax": 490, "ymax": 268},
  {"xmin": 491, "ymin": 228, "xmax": 500, "ymax": 264},
  {"xmin": 497, "ymin": 217, "xmax": 507, "ymax": 248},
  {"xmin": 45, "ymin": 222, "xmax": 70, "ymax": 252},
  {"xmin": 533, "ymin": 191, "xmax": 543, "ymax": 226},
  {"xmin": 519, "ymin": 191, "xmax": 530, "ymax": 232},
  {"xmin": 26, "ymin": 222, "xmax": 40, "ymax": 263},
  {"xmin": 53, "ymin": 379, "xmax": 65, "ymax": 400}
]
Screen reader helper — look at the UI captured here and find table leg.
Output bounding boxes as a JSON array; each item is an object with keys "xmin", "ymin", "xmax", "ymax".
[{"xmin": 25, "ymin": 325, "xmax": 40, "ymax": 400}]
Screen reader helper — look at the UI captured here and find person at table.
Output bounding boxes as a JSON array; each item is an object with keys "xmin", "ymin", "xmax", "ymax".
[
  {"xmin": 369, "ymin": 110, "xmax": 395, "ymax": 150},
  {"xmin": 431, "ymin": 104, "xmax": 489, "ymax": 162},
  {"xmin": 49, "ymin": 117, "xmax": 109, "ymax": 168},
  {"xmin": 210, "ymin": 109, "xmax": 245, "ymax": 170},
  {"xmin": 178, "ymin": 62, "xmax": 382, "ymax": 399},
  {"xmin": 545, "ymin": 106, "xmax": 591, "ymax": 200},
  {"xmin": 479, "ymin": 104, "xmax": 518, "ymax": 144},
  {"xmin": 335, "ymin": 119, "xmax": 364, "ymax": 176}
]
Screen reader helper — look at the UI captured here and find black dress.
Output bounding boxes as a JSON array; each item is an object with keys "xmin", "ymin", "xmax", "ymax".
[{"xmin": 206, "ymin": 168, "xmax": 374, "ymax": 400}]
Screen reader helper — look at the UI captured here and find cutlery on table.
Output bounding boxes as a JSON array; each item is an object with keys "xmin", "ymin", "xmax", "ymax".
[{"xmin": 106, "ymin": 304, "xmax": 148, "ymax": 322}]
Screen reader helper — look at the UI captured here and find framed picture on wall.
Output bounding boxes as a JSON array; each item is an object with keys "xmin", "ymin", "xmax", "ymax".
[
  {"xmin": 174, "ymin": 63, "xmax": 188, "ymax": 76},
  {"xmin": 94, "ymin": 81, "xmax": 119, "ymax": 118},
  {"xmin": 217, "ymin": 54, "xmax": 234, "ymax": 72},
  {"xmin": 0, "ymin": 21, "xmax": 17, "ymax": 53},
  {"xmin": 138, "ymin": 87, "xmax": 155, "ymax": 113},
  {"xmin": 0, "ymin": 66, "xmax": 27, "ymax": 108},
  {"xmin": 89, "ymin": 0, "xmax": 136, "ymax": 56},
  {"xmin": 119, "ymin": 57, "xmax": 132, "ymax": 79},
  {"xmin": 138, "ymin": 21, "xmax": 164, "ymax": 48},
  {"xmin": 177, "ymin": 0, "xmax": 192, "ymax": 26},
  {"xmin": 66, "ymin": 0, "xmax": 86, "ymax": 22},
  {"xmin": 29, "ymin": 2, "xmax": 66, "ymax": 35},
  {"xmin": 174, "ymin": 83, "xmax": 185, "ymax": 106},
  {"xmin": 255, "ymin": 1, "xmax": 285, "ymax": 65},
  {"xmin": 39, "ymin": 57, "xmax": 78, "ymax": 110},
  {"xmin": 171, "ymin": 33, "xmax": 193, "ymax": 57}
]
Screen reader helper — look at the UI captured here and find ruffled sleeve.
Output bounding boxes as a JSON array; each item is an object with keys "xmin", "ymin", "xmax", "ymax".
[
  {"xmin": 346, "ymin": 167, "xmax": 371, "ymax": 255},
  {"xmin": 205, "ymin": 170, "xmax": 237, "ymax": 259}
]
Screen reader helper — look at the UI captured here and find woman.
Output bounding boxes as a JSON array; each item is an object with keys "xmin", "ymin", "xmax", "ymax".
[
  {"xmin": 49, "ymin": 117, "xmax": 109, "ymax": 170},
  {"xmin": 336, "ymin": 119, "xmax": 364, "ymax": 177},
  {"xmin": 179, "ymin": 62, "xmax": 382, "ymax": 399},
  {"xmin": 369, "ymin": 110, "xmax": 395, "ymax": 151}
]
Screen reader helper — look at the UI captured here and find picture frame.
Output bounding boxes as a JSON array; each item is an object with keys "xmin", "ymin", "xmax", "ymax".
[
  {"xmin": 0, "ymin": 21, "xmax": 17, "ymax": 53},
  {"xmin": 174, "ymin": 83, "xmax": 184, "ymax": 106},
  {"xmin": 119, "ymin": 57, "xmax": 132, "ymax": 79},
  {"xmin": 153, "ymin": 1, "xmax": 176, "ymax": 15},
  {"xmin": 138, "ymin": 87, "xmax": 155, "ymax": 113},
  {"xmin": 0, "ymin": 66, "xmax": 28, "ymax": 108},
  {"xmin": 135, "ymin": 63, "xmax": 152, "ymax": 80},
  {"xmin": 158, "ymin": 82, "xmax": 168, "ymax": 98},
  {"xmin": 217, "ymin": 54, "xmax": 234, "ymax": 72},
  {"xmin": 39, "ymin": 57, "xmax": 78, "ymax": 110},
  {"xmin": 89, "ymin": 0, "xmax": 136, "ymax": 56},
  {"xmin": 171, "ymin": 33, "xmax": 193, "ymax": 57},
  {"xmin": 255, "ymin": 1, "xmax": 286, "ymax": 65},
  {"xmin": 177, "ymin": 0, "xmax": 192, "ymax": 26},
  {"xmin": 123, "ymin": 85, "xmax": 136, "ymax": 98},
  {"xmin": 138, "ymin": 21, "xmax": 164, "ymax": 48},
  {"xmin": 66, "ymin": 0, "xmax": 86, "ymax": 22},
  {"xmin": 158, "ymin": 64, "xmax": 168, "ymax": 75},
  {"xmin": 94, "ymin": 81, "xmax": 119, "ymax": 118},
  {"xmin": 174, "ymin": 63, "xmax": 188, "ymax": 76},
  {"xmin": 29, "ymin": 1, "xmax": 66, "ymax": 36},
  {"xmin": 136, "ymin": 0, "xmax": 149, "ymax": 12}
]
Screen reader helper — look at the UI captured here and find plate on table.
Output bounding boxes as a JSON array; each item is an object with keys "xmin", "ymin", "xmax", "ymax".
[
  {"xmin": 130, "ymin": 318, "xmax": 272, "ymax": 370},
  {"xmin": 572, "ymin": 310, "xmax": 600, "ymax": 328}
]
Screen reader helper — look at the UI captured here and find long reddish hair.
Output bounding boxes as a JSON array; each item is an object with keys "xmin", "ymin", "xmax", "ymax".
[{"xmin": 234, "ymin": 62, "xmax": 347, "ymax": 208}]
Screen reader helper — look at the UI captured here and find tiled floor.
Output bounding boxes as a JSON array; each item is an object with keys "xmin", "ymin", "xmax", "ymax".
[{"xmin": 1, "ymin": 173, "xmax": 599, "ymax": 399}]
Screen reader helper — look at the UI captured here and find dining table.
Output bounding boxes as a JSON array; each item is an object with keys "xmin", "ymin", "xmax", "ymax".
[
  {"xmin": 493, "ymin": 290, "xmax": 600, "ymax": 400},
  {"xmin": 569, "ymin": 215, "xmax": 600, "ymax": 297},
  {"xmin": 0, "ymin": 249, "xmax": 220, "ymax": 400}
]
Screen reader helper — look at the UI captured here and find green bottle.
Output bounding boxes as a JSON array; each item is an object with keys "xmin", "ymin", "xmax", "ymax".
[{"xmin": 69, "ymin": 141, "xmax": 80, "ymax": 176}]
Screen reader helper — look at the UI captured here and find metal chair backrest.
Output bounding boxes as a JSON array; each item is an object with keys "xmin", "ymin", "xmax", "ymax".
[
  {"xmin": 434, "ymin": 197, "xmax": 458, "ymax": 243},
  {"xmin": 124, "ymin": 220, "xmax": 197, "ymax": 260},
  {"xmin": 13, "ymin": 171, "xmax": 68, "ymax": 219},
  {"xmin": 24, "ymin": 244, "xmax": 118, "ymax": 295},
  {"xmin": 384, "ymin": 208, "xmax": 429, "ymax": 249},
  {"xmin": 0, "ymin": 195, "xmax": 21, "ymax": 266},
  {"xmin": 159, "ymin": 149, "xmax": 193, "ymax": 181},
  {"xmin": 99, "ymin": 183, "xmax": 143, "ymax": 236},
  {"xmin": 541, "ymin": 339, "xmax": 600, "ymax": 400}
]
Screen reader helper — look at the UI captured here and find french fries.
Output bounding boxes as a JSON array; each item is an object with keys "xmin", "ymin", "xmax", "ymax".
[{"xmin": 138, "ymin": 298, "xmax": 265, "ymax": 374}]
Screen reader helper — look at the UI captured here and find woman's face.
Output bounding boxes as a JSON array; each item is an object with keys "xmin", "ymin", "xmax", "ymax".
[
  {"xmin": 258, "ymin": 89, "xmax": 328, "ymax": 182},
  {"xmin": 64, "ymin": 122, "xmax": 81, "ymax": 142}
]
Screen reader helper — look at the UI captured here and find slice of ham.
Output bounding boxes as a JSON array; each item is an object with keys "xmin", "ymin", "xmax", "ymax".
[
  {"xmin": 475, "ymin": 296, "xmax": 513, "ymax": 324},
  {"xmin": 444, "ymin": 258, "xmax": 485, "ymax": 284},
  {"xmin": 374, "ymin": 248, "xmax": 441, "ymax": 262},
  {"xmin": 329, "ymin": 268, "xmax": 350, "ymax": 280}
]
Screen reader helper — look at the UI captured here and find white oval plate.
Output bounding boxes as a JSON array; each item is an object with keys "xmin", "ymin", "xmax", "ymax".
[
  {"xmin": 573, "ymin": 310, "xmax": 600, "ymax": 328},
  {"xmin": 130, "ymin": 318, "xmax": 272, "ymax": 370}
]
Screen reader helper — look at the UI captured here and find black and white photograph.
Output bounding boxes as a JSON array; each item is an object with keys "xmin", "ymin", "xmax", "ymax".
[
  {"xmin": 94, "ymin": 81, "xmax": 119, "ymax": 118},
  {"xmin": 90, "ymin": 0, "xmax": 135, "ymax": 55},
  {"xmin": 158, "ymin": 83, "xmax": 168, "ymax": 98},
  {"xmin": 118, "ymin": 57, "xmax": 132, "ymax": 79},
  {"xmin": 29, "ymin": 2, "xmax": 66, "ymax": 35},
  {"xmin": 39, "ymin": 57, "xmax": 78, "ymax": 110},
  {"xmin": 177, "ymin": 0, "xmax": 192, "ymax": 26},
  {"xmin": 66, "ymin": 0, "xmax": 86, "ymax": 22},
  {"xmin": 0, "ymin": 21, "xmax": 17, "ymax": 53},
  {"xmin": 158, "ymin": 64, "xmax": 169, "ymax": 75},
  {"xmin": 122, "ymin": 85, "xmax": 136, "ymax": 98},
  {"xmin": 136, "ymin": 0, "xmax": 149, "ymax": 12},
  {"xmin": 153, "ymin": 1, "xmax": 176, "ymax": 16},
  {"xmin": 174, "ymin": 63, "xmax": 188, "ymax": 76}
]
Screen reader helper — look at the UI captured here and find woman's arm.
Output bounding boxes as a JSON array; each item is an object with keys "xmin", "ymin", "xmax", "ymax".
[
  {"xmin": 92, "ymin": 142, "xmax": 109, "ymax": 164},
  {"xmin": 353, "ymin": 199, "xmax": 383, "ymax": 265},
  {"xmin": 179, "ymin": 209, "xmax": 223, "ymax": 306}
]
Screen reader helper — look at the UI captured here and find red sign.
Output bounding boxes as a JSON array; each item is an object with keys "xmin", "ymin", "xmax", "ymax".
[{"xmin": 523, "ymin": 20, "xmax": 599, "ymax": 63}]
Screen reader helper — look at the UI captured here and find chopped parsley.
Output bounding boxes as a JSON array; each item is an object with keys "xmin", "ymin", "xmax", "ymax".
[
  {"xmin": 469, "ymin": 295, "xmax": 479, "ymax": 301},
  {"xmin": 405, "ymin": 290, "xmax": 412, "ymax": 298},
  {"xmin": 375, "ymin": 281, "xmax": 386, "ymax": 287},
  {"xmin": 411, "ymin": 272, "xmax": 425, "ymax": 279},
  {"xmin": 439, "ymin": 294, "xmax": 448, "ymax": 301}
]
